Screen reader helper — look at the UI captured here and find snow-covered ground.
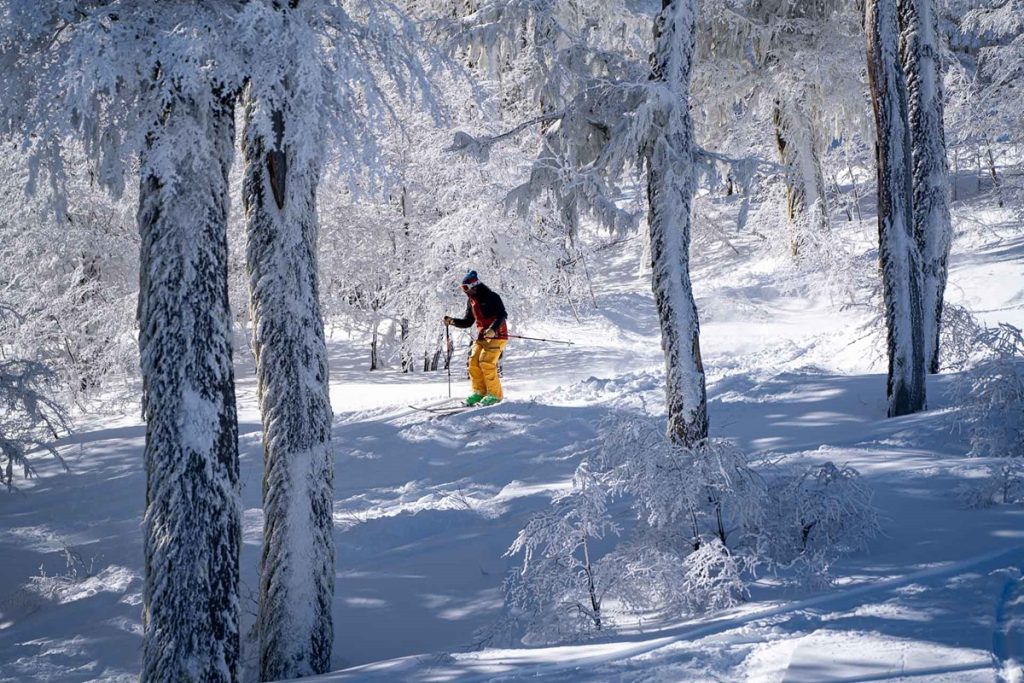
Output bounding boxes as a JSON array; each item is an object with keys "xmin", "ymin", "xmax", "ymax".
[{"xmin": 1, "ymin": 203, "xmax": 1022, "ymax": 681}]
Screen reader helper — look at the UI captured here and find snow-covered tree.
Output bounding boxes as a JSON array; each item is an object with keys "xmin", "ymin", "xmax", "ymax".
[
  {"xmin": 942, "ymin": 0, "xmax": 1024, "ymax": 225},
  {"xmin": 646, "ymin": 0, "xmax": 707, "ymax": 445},
  {"xmin": 696, "ymin": 0, "xmax": 867, "ymax": 255},
  {"xmin": 866, "ymin": 0, "xmax": 927, "ymax": 416},
  {"xmin": 952, "ymin": 322, "xmax": 1024, "ymax": 460},
  {"xmin": 504, "ymin": 462, "xmax": 620, "ymax": 642},
  {"xmin": 239, "ymin": 1, "xmax": 443, "ymax": 676},
  {"xmin": 241, "ymin": 3, "xmax": 334, "ymax": 677},
  {"xmin": 503, "ymin": 414, "xmax": 878, "ymax": 644},
  {"xmin": 0, "ymin": 147, "xmax": 138, "ymax": 401},
  {"xmin": 446, "ymin": 0, "xmax": 708, "ymax": 443},
  {"xmin": 3, "ymin": 4, "xmax": 253, "ymax": 678},
  {"xmin": 137, "ymin": 84, "xmax": 242, "ymax": 683},
  {"xmin": 899, "ymin": 0, "xmax": 952, "ymax": 375}
]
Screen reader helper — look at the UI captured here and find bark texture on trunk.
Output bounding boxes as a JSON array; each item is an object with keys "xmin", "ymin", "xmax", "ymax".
[
  {"xmin": 244, "ymin": 91, "xmax": 335, "ymax": 679},
  {"xmin": 646, "ymin": 0, "xmax": 708, "ymax": 446},
  {"xmin": 140, "ymin": 92, "xmax": 241, "ymax": 682},
  {"xmin": 898, "ymin": 0, "xmax": 951, "ymax": 374},
  {"xmin": 866, "ymin": 0, "xmax": 927, "ymax": 416}
]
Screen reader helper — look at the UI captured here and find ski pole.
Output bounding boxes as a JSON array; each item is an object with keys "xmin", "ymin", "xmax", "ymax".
[
  {"xmin": 506, "ymin": 334, "xmax": 574, "ymax": 345},
  {"xmin": 445, "ymin": 323, "xmax": 452, "ymax": 398}
]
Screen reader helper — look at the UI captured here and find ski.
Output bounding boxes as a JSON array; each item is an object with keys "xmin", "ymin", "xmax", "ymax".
[
  {"xmin": 408, "ymin": 403, "xmax": 473, "ymax": 415},
  {"xmin": 408, "ymin": 401, "xmax": 504, "ymax": 416},
  {"xmin": 406, "ymin": 397, "xmax": 464, "ymax": 412}
]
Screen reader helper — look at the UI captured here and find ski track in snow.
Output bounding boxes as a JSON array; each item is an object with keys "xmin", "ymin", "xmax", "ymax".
[{"xmin": 1, "ymin": 216, "xmax": 1023, "ymax": 681}]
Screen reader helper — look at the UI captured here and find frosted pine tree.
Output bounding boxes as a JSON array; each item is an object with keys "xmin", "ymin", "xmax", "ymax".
[
  {"xmin": 241, "ymin": 3, "xmax": 334, "ymax": 679},
  {"xmin": 866, "ymin": 0, "xmax": 927, "ymax": 416},
  {"xmin": 898, "ymin": 0, "xmax": 951, "ymax": 374},
  {"xmin": 646, "ymin": 0, "xmax": 708, "ymax": 445}
]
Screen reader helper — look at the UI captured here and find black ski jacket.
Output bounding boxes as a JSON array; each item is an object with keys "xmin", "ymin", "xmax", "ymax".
[{"xmin": 451, "ymin": 283, "xmax": 508, "ymax": 339}]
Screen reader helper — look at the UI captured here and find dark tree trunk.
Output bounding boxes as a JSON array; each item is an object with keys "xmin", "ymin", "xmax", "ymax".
[{"xmin": 773, "ymin": 101, "xmax": 830, "ymax": 257}]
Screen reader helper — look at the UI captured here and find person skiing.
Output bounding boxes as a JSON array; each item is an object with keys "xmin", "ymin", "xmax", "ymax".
[{"xmin": 443, "ymin": 270, "xmax": 508, "ymax": 406}]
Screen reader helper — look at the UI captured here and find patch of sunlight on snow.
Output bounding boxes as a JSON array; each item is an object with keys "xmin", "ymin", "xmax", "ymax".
[
  {"xmin": 495, "ymin": 480, "xmax": 572, "ymax": 502},
  {"xmin": 47, "ymin": 566, "xmax": 139, "ymax": 604},
  {"xmin": 825, "ymin": 601, "xmax": 939, "ymax": 622},
  {"xmin": 2, "ymin": 526, "xmax": 70, "ymax": 553},
  {"xmin": 748, "ymin": 631, "xmax": 993, "ymax": 683},
  {"xmin": 992, "ymin": 529, "xmax": 1024, "ymax": 540},
  {"xmin": 435, "ymin": 590, "xmax": 502, "ymax": 621},
  {"xmin": 337, "ymin": 570, "xmax": 425, "ymax": 580},
  {"xmin": 242, "ymin": 508, "xmax": 263, "ymax": 545},
  {"xmin": 765, "ymin": 387, "xmax": 846, "ymax": 403},
  {"xmin": 411, "ymin": 590, "xmax": 501, "ymax": 621},
  {"xmin": 344, "ymin": 597, "xmax": 389, "ymax": 609},
  {"xmin": 773, "ymin": 411, "xmax": 863, "ymax": 427},
  {"xmin": 105, "ymin": 616, "xmax": 143, "ymax": 636}
]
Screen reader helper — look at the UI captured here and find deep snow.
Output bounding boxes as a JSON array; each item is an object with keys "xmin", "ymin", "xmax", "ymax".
[{"xmin": 1, "ymin": 200, "xmax": 1022, "ymax": 682}]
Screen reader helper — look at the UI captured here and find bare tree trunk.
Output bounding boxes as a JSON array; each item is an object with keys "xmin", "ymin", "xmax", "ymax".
[
  {"xmin": 140, "ymin": 90, "xmax": 241, "ymax": 682},
  {"xmin": 400, "ymin": 318, "xmax": 412, "ymax": 373},
  {"xmin": 985, "ymin": 138, "xmax": 1003, "ymax": 207},
  {"xmin": 646, "ymin": 0, "xmax": 708, "ymax": 446},
  {"xmin": 370, "ymin": 318, "xmax": 379, "ymax": 370},
  {"xmin": 867, "ymin": 0, "xmax": 927, "ymax": 416}
]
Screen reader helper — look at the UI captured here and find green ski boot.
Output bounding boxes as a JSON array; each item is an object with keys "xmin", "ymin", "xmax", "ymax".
[
  {"xmin": 464, "ymin": 392, "xmax": 485, "ymax": 407},
  {"xmin": 479, "ymin": 395, "xmax": 501, "ymax": 407}
]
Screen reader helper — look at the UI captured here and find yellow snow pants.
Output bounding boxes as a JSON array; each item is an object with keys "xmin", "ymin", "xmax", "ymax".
[{"xmin": 468, "ymin": 339, "xmax": 507, "ymax": 400}]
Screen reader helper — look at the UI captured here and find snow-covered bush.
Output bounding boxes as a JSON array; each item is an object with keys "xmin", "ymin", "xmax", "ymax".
[
  {"xmin": 503, "ymin": 462, "xmax": 621, "ymax": 643},
  {"xmin": 946, "ymin": 316, "xmax": 1024, "ymax": 459},
  {"xmin": 761, "ymin": 461, "xmax": 879, "ymax": 586},
  {"xmin": 958, "ymin": 462, "xmax": 1024, "ymax": 508},
  {"xmin": 0, "ymin": 359, "xmax": 69, "ymax": 490},
  {"xmin": 595, "ymin": 420, "xmax": 768, "ymax": 551},
  {"xmin": 944, "ymin": 315, "xmax": 1024, "ymax": 505},
  {"xmin": 503, "ymin": 415, "xmax": 877, "ymax": 643},
  {"xmin": 958, "ymin": 324, "xmax": 1024, "ymax": 459},
  {"xmin": 0, "ymin": 151, "xmax": 139, "ymax": 401}
]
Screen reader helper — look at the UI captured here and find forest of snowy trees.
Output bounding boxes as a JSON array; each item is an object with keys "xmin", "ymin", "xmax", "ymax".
[{"xmin": 2, "ymin": 0, "xmax": 1023, "ymax": 680}]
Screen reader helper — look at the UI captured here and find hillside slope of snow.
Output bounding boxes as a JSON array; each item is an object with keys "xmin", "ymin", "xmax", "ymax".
[{"xmin": 1, "ymin": 205, "xmax": 1022, "ymax": 682}]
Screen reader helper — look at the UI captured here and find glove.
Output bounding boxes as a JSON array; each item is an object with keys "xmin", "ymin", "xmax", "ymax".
[
  {"xmin": 443, "ymin": 316, "xmax": 453, "ymax": 326},
  {"xmin": 481, "ymin": 328, "xmax": 496, "ymax": 340}
]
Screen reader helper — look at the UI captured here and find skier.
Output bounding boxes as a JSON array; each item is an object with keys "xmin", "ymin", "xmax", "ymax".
[{"xmin": 443, "ymin": 270, "xmax": 508, "ymax": 406}]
